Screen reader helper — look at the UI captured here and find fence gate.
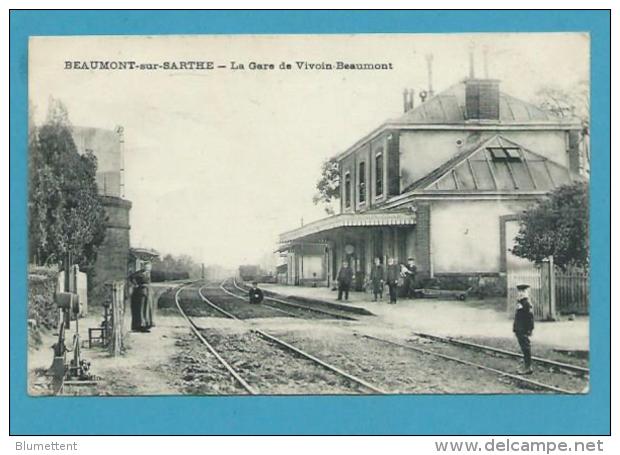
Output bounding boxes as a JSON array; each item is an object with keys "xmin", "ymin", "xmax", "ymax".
[
  {"xmin": 506, "ymin": 257, "xmax": 556, "ymax": 321},
  {"xmin": 108, "ymin": 281, "xmax": 125, "ymax": 356}
]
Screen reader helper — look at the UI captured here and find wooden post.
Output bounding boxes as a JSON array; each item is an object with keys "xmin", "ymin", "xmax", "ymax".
[
  {"xmin": 539, "ymin": 258, "xmax": 557, "ymax": 321},
  {"xmin": 109, "ymin": 281, "xmax": 125, "ymax": 357},
  {"xmin": 548, "ymin": 255, "xmax": 557, "ymax": 320}
]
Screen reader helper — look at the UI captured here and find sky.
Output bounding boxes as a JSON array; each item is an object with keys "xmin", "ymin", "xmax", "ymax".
[{"xmin": 28, "ymin": 33, "xmax": 589, "ymax": 269}]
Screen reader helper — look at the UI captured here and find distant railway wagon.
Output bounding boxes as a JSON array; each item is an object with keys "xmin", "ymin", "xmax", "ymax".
[
  {"xmin": 238, "ymin": 265, "xmax": 261, "ymax": 282},
  {"xmin": 238, "ymin": 265, "xmax": 276, "ymax": 283}
]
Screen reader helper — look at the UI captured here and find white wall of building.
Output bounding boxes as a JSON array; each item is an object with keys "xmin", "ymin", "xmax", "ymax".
[{"xmin": 430, "ymin": 198, "xmax": 536, "ymax": 273}]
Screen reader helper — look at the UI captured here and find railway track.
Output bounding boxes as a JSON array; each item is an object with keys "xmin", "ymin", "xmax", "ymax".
[
  {"xmin": 176, "ymin": 283, "xmax": 386, "ymax": 394},
  {"xmin": 357, "ymin": 333, "xmax": 583, "ymax": 394},
  {"xmin": 226, "ymin": 279, "xmax": 587, "ymax": 394},
  {"xmin": 174, "ymin": 285, "xmax": 257, "ymax": 394},
  {"xmin": 177, "ymin": 280, "xmax": 586, "ymax": 395},
  {"xmin": 411, "ymin": 332, "xmax": 589, "ymax": 377},
  {"xmin": 223, "ymin": 278, "xmax": 359, "ymax": 321}
]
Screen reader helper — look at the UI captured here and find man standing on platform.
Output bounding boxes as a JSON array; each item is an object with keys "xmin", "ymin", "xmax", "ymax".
[
  {"xmin": 401, "ymin": 257, "xmax": 418, "ymax": 298},
  {"xmin": 336, "ymin": 260, "xmax": 353, "ymax": 301},
  {"xmin": 370, "ymin": 257, "xmax": 385, "ymax": 302},
  {"xmin": 386, "ymin": 257, "xmax": 400, "ymax": 304}
]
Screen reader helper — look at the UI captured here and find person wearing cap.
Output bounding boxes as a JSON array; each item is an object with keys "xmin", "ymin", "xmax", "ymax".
[
  {"xmin": 248, "ymin": 281, "xmax": 264, "ymax": 305},
  {"xmin": 513, "ymin": 284, "xmax": 535, "ymax": 374}
]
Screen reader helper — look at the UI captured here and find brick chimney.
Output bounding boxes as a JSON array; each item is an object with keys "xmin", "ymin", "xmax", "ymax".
[{"xmin": 465, "ymin": 79, "xmax": 500, "ymax": 121}]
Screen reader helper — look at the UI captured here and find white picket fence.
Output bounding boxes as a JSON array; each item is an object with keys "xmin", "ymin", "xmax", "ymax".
[
  {"xmin": 507, "ymin": 258, "xmax": 589, "ymax": 319},
  {"xmin": 507, "ymin": 259, "xmax": 555, "ymax": 321}
]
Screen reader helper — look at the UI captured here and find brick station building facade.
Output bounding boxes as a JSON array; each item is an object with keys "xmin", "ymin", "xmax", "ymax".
[{"xmin": 279, "ymin": 77, "xmax": 588, "ymax": 289}]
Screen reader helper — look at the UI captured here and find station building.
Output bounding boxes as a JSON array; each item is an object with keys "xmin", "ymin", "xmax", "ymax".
[{"xmin": 279, "ymin": 77, "xmax": 588, "ymax": 289}]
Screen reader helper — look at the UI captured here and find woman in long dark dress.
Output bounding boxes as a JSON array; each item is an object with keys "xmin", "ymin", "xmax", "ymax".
[{"xmin": 128, "ymin": 268, "xmax": 150, "ymax": 332}]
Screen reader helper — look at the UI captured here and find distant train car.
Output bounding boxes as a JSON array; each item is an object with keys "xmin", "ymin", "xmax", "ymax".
[{"xmin": 238, "ymin": 265, "xmax": 261, "ymax": 282}]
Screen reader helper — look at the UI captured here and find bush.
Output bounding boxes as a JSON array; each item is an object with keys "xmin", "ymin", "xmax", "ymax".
[{"xmin": 28, "ymin": 266, "xmax": 59, "ymax": 346}]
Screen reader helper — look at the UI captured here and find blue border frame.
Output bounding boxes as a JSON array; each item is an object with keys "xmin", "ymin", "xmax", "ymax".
[{"xmin": 9, "ymin": 10, "xmax": 611, "ymax": 435}]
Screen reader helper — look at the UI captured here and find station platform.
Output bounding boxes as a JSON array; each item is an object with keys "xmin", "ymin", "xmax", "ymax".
[{"xmin": 259, "ymin": 283, "xmax": 589, "ymax": 352}]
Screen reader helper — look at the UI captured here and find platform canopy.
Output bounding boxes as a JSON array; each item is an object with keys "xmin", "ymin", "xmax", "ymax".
[
  {"xmin": 129, "ymin": 247, "xmax": 160, "ymax": 261},
  {"xmin": 279, "ymin": 211, "xmax": 416, "ymax": 244}
]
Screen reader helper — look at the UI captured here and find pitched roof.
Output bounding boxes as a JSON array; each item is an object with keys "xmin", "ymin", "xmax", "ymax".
[
  {"xmin": 402, "ymin": 135, "xmax": 577, "ymax": 193},
  {"xmin": 390, "ymin": 81, "xmax": 577, "ymax": 125}
]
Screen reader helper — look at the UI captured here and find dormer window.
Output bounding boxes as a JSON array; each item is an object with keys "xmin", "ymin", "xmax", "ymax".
[{"xmin": 488, "ymin": 147, "xmax": 522, "ymax": 161}]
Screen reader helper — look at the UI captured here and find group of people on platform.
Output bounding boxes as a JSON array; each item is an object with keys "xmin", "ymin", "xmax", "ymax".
[{"xmin": 336, "ymin": 257, "xmax": 417, "ymax": 304}]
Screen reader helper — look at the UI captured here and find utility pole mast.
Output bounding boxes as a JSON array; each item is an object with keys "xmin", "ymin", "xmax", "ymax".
[{"xmin": 116, "ymin": 125, "xmax": 125, "ymax": 198}]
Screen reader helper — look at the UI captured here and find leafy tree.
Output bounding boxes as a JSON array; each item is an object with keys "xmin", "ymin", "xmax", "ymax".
[
  {"xmin": 511, "ymin": 182, "xmax": 589, "ymax": 270},
  {"xmin": 151, "ymin": 253, "xmax": 201, "ymax": 281},
  {"xmin": 28, "ymin": 98, "xmax": 107, "ymax": 270},
  {"xmin": 312, "ymin": 157, "xmax": 340, "ymax": 215}
]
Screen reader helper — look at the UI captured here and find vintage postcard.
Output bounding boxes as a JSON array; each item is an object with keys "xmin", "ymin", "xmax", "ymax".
[{"xmin": 25, "ymin": 32, "xmax": 591, "ymax": 398}]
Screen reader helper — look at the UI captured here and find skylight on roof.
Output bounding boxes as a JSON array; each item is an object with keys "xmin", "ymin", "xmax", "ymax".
[{"xmin": 487, "ymin": 147, "xmax": 522, "ymax": 161}]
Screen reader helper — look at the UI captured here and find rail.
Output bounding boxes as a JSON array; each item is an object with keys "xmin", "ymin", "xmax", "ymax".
[
  {"xmin": 412, "ymin": 332, "xmax": 589, "ymax": 376},
  {"xmin": 359, "ymin": 333, "xmax": 577, "ymax": 394},
  {"xmin": 227, "ymin": 279, "xmax": 358, "ymax": 321},
  {"xmin": 174, "ymin": 284, "xmax": 258, "ymax": 394},
  {"xmin": 198, "ymin": 283, "xmax": 386, "ymax": 394}
]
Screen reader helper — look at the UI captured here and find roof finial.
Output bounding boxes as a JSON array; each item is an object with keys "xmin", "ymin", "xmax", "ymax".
[{"xmin": 425, "ymin": 54, "xmax": 434, "ymax": 97}]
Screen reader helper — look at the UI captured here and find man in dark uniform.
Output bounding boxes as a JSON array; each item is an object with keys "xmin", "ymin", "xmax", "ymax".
[
  {"xmin": 370, "ymin": 257, "xmax": 385, "ymax": 302},
  {"xmin": 386, "ymin": 257, "xmax": 400, "ymax": 304},
  {"xmin": 513, "ymin": 284, "xmax": 535, "ymax": 374},
  {"xmin": 336, "ymin": 261, "xmax": 353, "ymax": 301},
  {"xmin": 248, "ymin": 281, "xmax": 264, "ymax": 304},
  {"xmin": 401, "ymin": 257, "xmax": 418, "ymax": 298}
]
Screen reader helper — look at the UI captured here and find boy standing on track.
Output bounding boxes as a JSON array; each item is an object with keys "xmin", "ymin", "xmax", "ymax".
[
  {"xmin": 513, "ymin": 283, "xmax": 535, "ymax": 375},
  {"xmin": 248, "ymin": 281, "xmax": 264, "ymax": 305}
]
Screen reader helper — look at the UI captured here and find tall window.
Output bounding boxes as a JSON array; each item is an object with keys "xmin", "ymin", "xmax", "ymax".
[
  {"xmin": 344, "ymin": 172, "xmax": 351, "ymax": 208},
  {"xmin": 358, "ymin": 162, "xmax": 366, "ymax": 204},
  {"xmin": 375, "ymin": 152, "xmax": 384, "ymax": 197}
]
